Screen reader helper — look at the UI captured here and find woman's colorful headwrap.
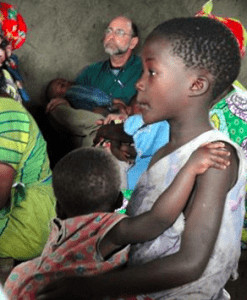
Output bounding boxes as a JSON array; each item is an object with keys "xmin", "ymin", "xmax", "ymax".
[
  {"xmin": 0, "ymin": 2, "xmax": 27, "ymax": 50},
  {"xmin": 195, "ymin": 0, "xmax": 247, "ymax": 58}
]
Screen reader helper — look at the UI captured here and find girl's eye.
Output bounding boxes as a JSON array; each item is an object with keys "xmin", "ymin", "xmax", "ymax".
[{"xmin": 149, "ymin": 70, "xmax": 156, "ymax": 76}]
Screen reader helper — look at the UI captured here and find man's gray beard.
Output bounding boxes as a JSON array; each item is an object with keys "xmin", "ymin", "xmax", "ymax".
[{"xmin": 104, "ymin": 45, "xmax": 129, "ymax": 56}]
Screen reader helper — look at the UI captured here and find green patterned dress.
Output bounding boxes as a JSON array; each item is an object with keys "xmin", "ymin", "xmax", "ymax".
[
  {"xmin": 209, "ymin": 85, "xmax": 247, "ymax": 249},
  {"xmin": 0, "ymin": 98, "xmax": 56, "ymax": 260}
]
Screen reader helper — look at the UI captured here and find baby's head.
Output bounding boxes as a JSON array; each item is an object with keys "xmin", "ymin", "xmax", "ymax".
[
  {"xmin": 146, "ymin": 17, "xmax": 241, "ymax": 100},
  {"xmin": 46, "ymin": 78, "xmax": 73, "ymax": 101},
  {"xmin": 52, "ymin": 147, "xmax": 122, "ymax": 219}
]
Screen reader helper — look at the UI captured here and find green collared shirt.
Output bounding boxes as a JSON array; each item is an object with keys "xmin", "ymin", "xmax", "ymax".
[{"xmin": 75, "ymin": 55, "xmax": 142, "ymax": 105}]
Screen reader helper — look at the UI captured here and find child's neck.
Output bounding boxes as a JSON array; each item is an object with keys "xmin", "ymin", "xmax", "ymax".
[
  {"xmin": 149, "ymin": 118, "xmax": 211, "ymax": 169},
  {"xmin": 169, "ymin": 113, "xmax": 211, "ymax": 151}
]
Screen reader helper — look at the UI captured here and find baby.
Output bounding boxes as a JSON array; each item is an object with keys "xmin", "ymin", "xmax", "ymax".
[{"xmin": 46, "ymin": 78, "xmax": 113, "ymax": 112}]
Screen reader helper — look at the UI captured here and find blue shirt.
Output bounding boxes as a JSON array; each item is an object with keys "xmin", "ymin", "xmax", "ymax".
[{"xmin": 124, "ymin": 114, "xmax": 170, "ymax": 190}]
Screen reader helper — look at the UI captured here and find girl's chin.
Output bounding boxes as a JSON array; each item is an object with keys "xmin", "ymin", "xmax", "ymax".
[
  {"xmin": 142, "ymin": 116, "xmax": 156, "ymax": 124},
  {"xmin": 142, "ymin": 114, "xmax": 166, "ymax": 125}
]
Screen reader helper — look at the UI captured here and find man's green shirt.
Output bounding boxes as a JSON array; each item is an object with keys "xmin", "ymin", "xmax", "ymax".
[{"xmin": 75, "ymin": 55, "xmax": 142, "ymax": 105}]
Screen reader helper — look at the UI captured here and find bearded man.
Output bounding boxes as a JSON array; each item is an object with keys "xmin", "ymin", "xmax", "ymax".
[{"xmin": 46, "ymin": 16, "xmax": 142, "ymax": 149}]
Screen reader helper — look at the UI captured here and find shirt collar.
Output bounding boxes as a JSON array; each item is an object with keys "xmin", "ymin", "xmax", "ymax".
[{"xmin": 105, "ymin": 54, "xmax": 136, "ymax": 71}]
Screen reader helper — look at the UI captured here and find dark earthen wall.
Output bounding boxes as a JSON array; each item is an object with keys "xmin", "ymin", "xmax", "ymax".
[{"xmin": 9, "ymin": 0, "xmax": 247, "ymax": 105}]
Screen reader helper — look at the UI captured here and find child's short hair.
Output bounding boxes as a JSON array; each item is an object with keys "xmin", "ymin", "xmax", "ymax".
[
  {"xmin": 148, "ymin": 17, "xmax": 241, "ymax": 99},
  {"xmin": 52, "ymin": 147, "xmax": 121, "ymax": 216}
]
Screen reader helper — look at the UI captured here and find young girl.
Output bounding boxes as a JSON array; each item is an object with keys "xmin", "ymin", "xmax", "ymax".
[
  {"xmin": 37, "ymin": 17, "xmax": 247, "ymax": 300},
  {"xmin": 5, "ymin": 144, "xmax": 229, "ymax": 299}
]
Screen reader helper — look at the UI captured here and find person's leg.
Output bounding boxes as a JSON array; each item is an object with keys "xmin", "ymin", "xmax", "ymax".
[{"xmin": 48, "ymin": 105, "xmax": 103, "ymax": 147}]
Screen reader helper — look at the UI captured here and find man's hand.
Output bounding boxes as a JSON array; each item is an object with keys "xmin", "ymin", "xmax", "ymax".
[{"xmin": 46, "ymin": 98, "xmax": 71, "ymax": 113}]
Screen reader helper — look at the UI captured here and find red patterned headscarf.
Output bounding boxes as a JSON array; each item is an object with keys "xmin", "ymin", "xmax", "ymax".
[
  {"xmin": 0, "ymin": 2, "xmax": 27, "ymax": 50},
  {"xmin": 195, "ymin": 0, "xmax": 247, "ymax": 58}
]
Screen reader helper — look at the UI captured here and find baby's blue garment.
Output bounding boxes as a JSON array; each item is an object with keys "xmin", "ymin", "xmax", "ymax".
[
  {"xmin": 65, "ymin": 85, "xmax": 112, "ymax": 111},
  {"xmin": 124, "ymin": 114, "xmax": 170, "ymax": 190}
]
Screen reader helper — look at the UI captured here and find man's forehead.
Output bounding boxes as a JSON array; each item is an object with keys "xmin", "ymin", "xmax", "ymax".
[{"xmin": 108, "ymin": 16, "xmax": 131, "ymax": 29}]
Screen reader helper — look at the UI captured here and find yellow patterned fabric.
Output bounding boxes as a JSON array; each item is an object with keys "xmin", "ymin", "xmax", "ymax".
[
  {"xmin": 2, "ymin": 69, "xmax": 22, "ymax": 102},
  {"xmin": 0, "ymin": 98, "xmax": 56, "ymax": 260}
]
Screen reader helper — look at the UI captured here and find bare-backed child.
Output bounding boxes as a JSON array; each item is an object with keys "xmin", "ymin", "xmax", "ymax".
[
  {"xmin": 36, "ymin": 17, "xmax": 247, "ymax": 300},
  {"xmin": 4, "ymin": 144, "xmax": 229, "ymax": 299}
]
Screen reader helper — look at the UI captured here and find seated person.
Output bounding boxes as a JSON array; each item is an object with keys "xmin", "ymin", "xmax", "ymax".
[
  {"xmin": 4, "ymin": 144, "xmax": 229, "ymax": 298},
  {"xmin": 0, "ymin": 96, "xmax": 56, "ymax": 261},
  {"xmin": 46, "ymin": 78, "xmax": 112, "ymax": 112},
  {"xmin": 0, "ymin": 35, "xmax": 25, "ymax": 103},
  {"xmin": 45, "ymin": 16, "xmax": 142, "ymax": 148}
]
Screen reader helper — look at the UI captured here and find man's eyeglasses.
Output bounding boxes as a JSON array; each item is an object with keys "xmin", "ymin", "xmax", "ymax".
[{"xmin": 104, "ymin": 28, "xmax": 132, "ymax": 38}]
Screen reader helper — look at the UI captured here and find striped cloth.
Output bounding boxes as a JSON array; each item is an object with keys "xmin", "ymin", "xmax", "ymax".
[{"xmin": 0, "ymin": 98, "xmax": 56, "ymax": 260}]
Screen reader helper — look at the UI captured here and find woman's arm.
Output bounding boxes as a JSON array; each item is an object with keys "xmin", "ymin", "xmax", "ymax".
[{"xmin": 0, "ymin": 163, "xmax": 15, "ymax": 209}]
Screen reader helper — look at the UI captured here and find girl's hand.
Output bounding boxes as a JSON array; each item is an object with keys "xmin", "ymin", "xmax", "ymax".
[{"xmin": 186, "ymin": 142, "xmax": 231, "ymax": 175}]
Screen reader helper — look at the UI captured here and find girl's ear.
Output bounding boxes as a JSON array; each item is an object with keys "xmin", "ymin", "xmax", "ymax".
[{"xmin": 189, "ymin": 76, "xmax": 210, "ymax": 97}]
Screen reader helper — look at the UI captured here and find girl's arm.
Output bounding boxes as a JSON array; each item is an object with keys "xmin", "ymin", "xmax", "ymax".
[
  {"xmin": 36, "ymin": 143, "xmax": 238, "ymax": 300},
  {"xmin": 105, "ymin": 142, "xmax": 230, "ymax": 247},
  {"xmin": 0, "ymin": 163, "xmax": 15, "ymax": 209}
]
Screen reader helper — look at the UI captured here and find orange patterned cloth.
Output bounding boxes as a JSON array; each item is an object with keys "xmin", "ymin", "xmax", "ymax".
[
  {"xmin": 0, "ymin": 2, "xmax": 27, "ymax": 50},
  {"xmin": 195, "ymin": 0, "xmax": 247, "ymax": 57},
  {"xmin": 4, "ymin": 213, "xmax": 129, "ymax": 299}
]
